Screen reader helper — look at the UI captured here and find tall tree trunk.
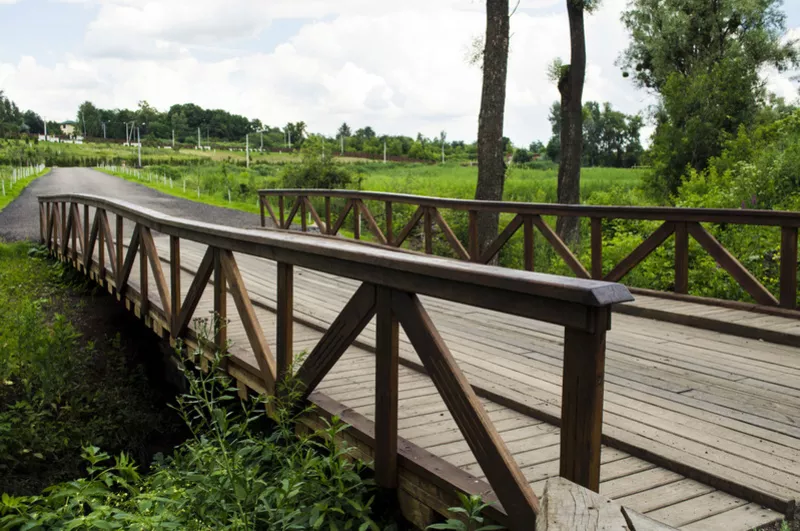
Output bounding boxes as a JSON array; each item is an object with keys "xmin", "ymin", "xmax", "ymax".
[
  {"xmin": 474, "ymin": 0, "xmax": 510, "ymax": 260},
  {"xmin": 556, "ymin": 0, "xmax": 586, "ymax": 244}
]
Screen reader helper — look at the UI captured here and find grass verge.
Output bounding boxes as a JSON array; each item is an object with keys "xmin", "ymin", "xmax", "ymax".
[{"xmin": 0, "ymin": 168, "xmax": 49, "ymax": 212}]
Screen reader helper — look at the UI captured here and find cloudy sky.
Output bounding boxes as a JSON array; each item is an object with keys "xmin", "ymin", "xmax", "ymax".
[{"xmin": 0, "ymin": 0, "xmax": 798, "ymax": 145}]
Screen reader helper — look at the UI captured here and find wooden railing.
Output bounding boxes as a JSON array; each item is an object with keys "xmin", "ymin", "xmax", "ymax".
[
  {"xmin": 39, "ymin": 193, "xmax": 632, "ymax": 528},
  {"xmin": 259, "ymin": 189, "xmax": 800, "ymax": 310}
]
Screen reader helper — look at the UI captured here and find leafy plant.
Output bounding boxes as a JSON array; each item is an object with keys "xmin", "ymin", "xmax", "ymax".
[{"xmin": 427, "ymin": 493, "xmax": 504, "ymax": 531}]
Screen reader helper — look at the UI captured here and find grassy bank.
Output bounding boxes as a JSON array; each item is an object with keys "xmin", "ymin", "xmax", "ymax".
[{"xmin": 0, "ymin": 166, "xmax": 48, "ymax": 211}]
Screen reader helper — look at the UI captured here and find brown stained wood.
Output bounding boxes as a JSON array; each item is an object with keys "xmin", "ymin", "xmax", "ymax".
[
  {"xmin": 532, "ymin": 215, "xmax": 591, "ymax": 279},
  {"xmin": 423, "ymin": 207, "xmax": 433, "ymax": 254},
  {"xmin": 358, "ymin": 200, "xmax": 388, "ymax": 245},
  {"xmin": 353, "ymin": 200, "xmax": 361, "ymax": 240},
  {"xmin": 687, "ymin": 222, "xmax": 779, "ymax": 306},
  {"xmin": 220, "ymin": 249, "xmax": 276, "ymax": 392},
  {"xmin": 468, "ymin": 210, "xmax": 479, "ymax": 261},
  {"xmin": 138, "ymin": 225, "xmax": 147, "ymax": 314},
  {"xmin": 98, "ymin": 210, "xmax": 106, "ymax": 279},
  {"xmin": 279, "ymin": 196, "xmax": 285, "ymax": 227},
  {"xmin": 83, "ymin": 205, "xmax": 89, "ymax": 257},
  {"xmin": 300, "ymin": 197, "xmax": 307, "ymax": 232},
  {"xmin": 116, "ymin": 215, "xmax": 123, "ymax": 276},
  {"xmin": 524, "ymin": 215, "xmax": 535, "ymax": 272},
  {"xmin": 277, "ymin": 262, "xmax": 294, "ymax": 384},
  {"xmin": 386, "ymin": 201, "xmax": 393, "ymax": 243},
  {"xmin": 375, "ymin": 286, "xmax": 399, "ymax": 488},
  {"xmin": 71, "ymin": 204, "xmax": 84, "ymax": 258},
  {"xmin": 591, "ymin": 217, "xmax": 602, "ymax": 280},
  {"xmin": 604, "ymin": 222, "xmax": 675, "ymax": 283},
  {"xmin": 175, "ymin": 246, "xmax": 214, "ymax": 337},
  {"xmin": 70, "ymin": 203, "xmax": 77, "ymax": 259},
  {"xmin": 330, "ymin": 199, "xmax": 354, "ymax": 236},
  {"xmin": 39, "ymin": 203, "xmax": 45, "ymax": 243},
  {"xmin": 140, "ymin": 227, "xmax": 171, "ymax": 316},
  {"xmin": 391, "ymin": 290, "xmax": 540, "ymax": 525},
  {"xmin": 170, "ymin": 236, "xmax": 181, "ymax": 335},
  {"xmin": 780, "ymin": 226, "xmax": 797, "ymax": 309},
  {"xmin": 560, "ymin": 309, "xmax": 609, "ymax": 492},
  {"xmin": 117, "ymin": 224, "xmax": 141, "ymax": 292},
  {"xmin": 295, "ymin": 283, "xmax": 377, "ymax": 401},
  {"xmin": 325, "ymin": 196, "xmax": 332, "ymax": 234},
  {"xmin": 263, "ymin": 197, "xmax": 278, "ymax": 226},
  {"xmin": 674, "ymin": 222, "xmax": 689, "ymax": 294},
  {"xmin": 479, "ymin": 214, "xmax": 523, "ymax": 264},
  {"xmin": 259, "ymin": 196, "xmax": 265, "ymax": 226},
  {"xmin": 85, "ymin": 210, "xmax": 100, "ymax": 269},
  {"xmin": 213, "ymin": 248, "xmax": 227, "ymax": 352},
  {"xmin": 393, "ymin": 206, "xmax": 424, "ymax": 247},
  {"xmin": 45, "ymin": 202, "xmax": 52, "ymax": 246},
  {"xmin": 431, "ymin": 208, "xmax": 469, "ymax": 260},
  {"xmin": 304, "ymin": 197, "xmax": 326, "ymax": 234},
  {"xmin": 283, "ymin": 198, "xmax": 301, "ymax": 230},
  {"xmin": 61, "ymin": 203, "xmax": 72, "ymax": 256},
  {"xmin": 99, "ymin": 210, "xmax": 117, "ymax": 278}
]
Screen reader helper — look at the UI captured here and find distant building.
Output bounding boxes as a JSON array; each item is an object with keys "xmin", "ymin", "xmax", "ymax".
[{"xmin": 60, "ymin": 120, "xmax": 77, "ymax": 136}]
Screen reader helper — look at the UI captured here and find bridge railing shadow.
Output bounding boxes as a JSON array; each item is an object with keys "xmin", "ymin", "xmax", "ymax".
[{"xmin": 39, "ymin": 193, "xmax": 633, "ymax": 528}]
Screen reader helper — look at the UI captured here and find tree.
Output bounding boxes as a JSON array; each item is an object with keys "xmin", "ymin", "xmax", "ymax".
[
  {"xmin": 474, "ymin": 0, "xmax": 510, "ymax": 258},
  {"xmin": 551, "ymin": 0, "xmax": 600, "ymax": 243},
  {"xmin": 620, "ymin": 0, "xmax": 799, "ymax": 196},
  {"xmin": 77, "ymin": 101, "xmax": 102, "ymax": 137},
  {"xmin": 23, "ymin": 110, "xmax": 44, "ymax": 135},
  {"xmin": 528, "ymin": 140, "xmax": 545, "ymax": 154}
]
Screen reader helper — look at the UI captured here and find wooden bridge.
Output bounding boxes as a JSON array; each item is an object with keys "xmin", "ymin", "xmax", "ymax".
[{"xmin": 37, "ymin": 190, "xmax": 800, "ymax": 530}]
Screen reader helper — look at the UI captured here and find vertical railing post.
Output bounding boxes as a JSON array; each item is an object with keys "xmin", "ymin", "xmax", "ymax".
[
  {"xmin": 116, "ymin": 215, "xmax": 123, "ymax": 286},
  {"xmin": 170, "ymin": 236, "xmax": 181, "ymax": 337},
  {"xmin": 591, "ymin": 217, "xmax": 603, "ymax": 280},
  {"xmin": 139, "ymin": 225, "xmax": 147, "ymax": 316},
  {"xmin": 213, "ymin": 248, "xmax": 227, "ymax": 353},
  {"xmin": 259, "ymin": 196, "xmax": 265, "ymax": 227},
  {"xmin": 780, "ymin": 226, "xmax": 798, "ymax": 309},
  {"xmin": 353, "ymin": 200, "xmax": 361, "ymax": 240},
  {"xmin": 560, "ymin": 308, "xmax": 609, "ymax": 492},
  {"xmin": 83, "ymin": 205, "xmax": 89, "ymax": 268},
  {"xmin": 674, "ymin": 221, "xmax": 689, "ymax": 294},
  {"xmin": 375, "ymin": 286, "xmax": 399, "ymax": 488},
  {"xmin": 468, "ymin": 210, "xmax": 478, "ymax": 261},
  {"xmin": 98, "ymin": 210, "xmax": 105, "ymax": 279},
  {"xmin": 39, "ymin": 202, "xmax": 45, "ymax": 243},
  {"xmin": 523, "ymin": 215, "xmax": 534, "ymax": 271},
  {"xmin": 300, "ymin": 196, "xmax": 307, "ymax": 232},
  {"xmin": 424, "ymin": 207, "xmax": 433, "ymax": 254},
  {"xmin": 70, "ymin": 203, "xmax": 77, "ymax": 262},
  {"xmin": 60, "ymin": 202, "xmax": 66, "ymax": 258},
  {"xmin": 386, "ymin": 201, "xmax": 393, "ymax": 244},
  {"xmin": 45, "ymin": 202, "xmax": 51, "ymax": 247},
  {"xmin": 279, "ymin": 196, "xmax": 285, "ymax": 228},
  {"xmin": 276, "ymin": 262, "xmax": 294, "ymax": 385},
  {"xmin": 324, "ymin": 197, "xmax": 331, "ymax": 234}
]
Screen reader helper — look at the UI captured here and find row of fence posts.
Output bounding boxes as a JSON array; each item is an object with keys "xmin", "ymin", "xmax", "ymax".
[
  {"xmin": 97, "ymin": 162, "xmax": 260, "ymax": 211},
  {"xmin": 1, "ymin": 164, "xmax": 46, "ymax": 197}
]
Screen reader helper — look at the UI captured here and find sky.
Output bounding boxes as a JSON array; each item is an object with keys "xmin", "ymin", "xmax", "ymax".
[{"xmin": 0, "ymin": 0, "xmax": 798, "ymax": 146}]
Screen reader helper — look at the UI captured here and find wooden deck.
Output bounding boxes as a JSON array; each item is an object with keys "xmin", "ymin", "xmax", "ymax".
[
  {"xmin": 47, "ymin": 200, "xmax": 798, "ymax": 530},
  {"xmin": 129, "ymin": 223, "xmax": 794, "ymax": 530}
]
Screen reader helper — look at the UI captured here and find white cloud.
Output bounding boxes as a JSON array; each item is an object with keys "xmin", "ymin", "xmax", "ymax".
[{"xmin": 0, "ymin": 0, "xmax": 796, "ymax": 145}]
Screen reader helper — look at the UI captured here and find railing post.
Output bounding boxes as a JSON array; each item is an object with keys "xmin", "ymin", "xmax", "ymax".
[
  {"xmin": 375, "ymin": 286, "xmax": 399, "ymax": 489},
  {"xmin": 279, "ymin": 196, "xmax": 285, "ymax": 228},
  {"xmin": 98, "ymin": 210, "xmax": 106, "ymax": 279},
  {"xmin": 138, "ymin": 225, "xmax": 147, "ymax": 315},
  {"xmin": 468, "ymin": 210, "xmax": 478, "ymax": 261},
  {"xmin": 213, "ymin": 248, "xmax": 227, "ymax": 353},
  {"xmin": 39, "ymin": 202, "xmax": 45, "ymax": 244},
  {"xmin": 170, "ymin": 236, "xmax": 181, "ymax": 337},
  {"xmin": 83, "ymin": 205, "xmax": 89, "ymax": 268},
  {"xmin": 424, "ymin": 207, "xmax": 433, "ymax": 254},
  {"xmin": 277, "ymin": 262, "xmax": 294, "ymax": 385},
  {"xmin": 353, "ymin": 200, "xmax": 361, "ymax": 240},
  {"xmin": 324, "ymin": 197, "xmax": 331, "ymax": 234},
  {"xmin": 591, "ymin": 217, "xmax": 603, "ymax": 279},
  {"xmin": 116, "ymin": 215, "xmax": 123, "ymax": 286},
  {"xmin": 60, "ymin": 202, "xmax": 66, "ymax": 258},
  {"xmin": 259, "ymin": 196, "xmax": 265, "ymax": 227},
  {"xmin": 45, "ymin": 202, "xmax": 50, "ymax": 247},
  {"xmin": 674, "ymin": 221, "xmax": 689, "ymax": 294},
  {"xmin": 70, "ymin": 203, "xmax": 77, "ymax": 262},
  {"xmin": 385, "ymin": 201, "xmax": 393, "ymax": 244},
  {"xmin": 300, "ymin": 196, "xmax": 307, "ymax": 232},
  {"xmin": 560, "ymin": 307, "xmax": 608, "ymax": 493},
  {"xmin": 780, "ymin": 226, "xmax": 798, "ymax": 309},
  {"xmin": 523, "ymin": 215, "xmax": 534, "ymax": 271}
]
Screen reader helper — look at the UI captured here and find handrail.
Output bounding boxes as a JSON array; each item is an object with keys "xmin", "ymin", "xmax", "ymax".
[
  {"xmin": 258, "ymin": 188, "xmax": 800, "ymax": 310},
  {"xmin": 38, "ymin": 193, "xmax": 633, "ymax": 528}
]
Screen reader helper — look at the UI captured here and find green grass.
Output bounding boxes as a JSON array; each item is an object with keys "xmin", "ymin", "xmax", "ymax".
[{"xmin": 0, "ymin": 167, "xmax": 49, "ymax": 212}]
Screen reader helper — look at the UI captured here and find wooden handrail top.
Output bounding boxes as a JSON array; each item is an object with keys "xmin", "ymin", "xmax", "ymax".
[
  {"xmin": 258, "ymin": 189, "xmax": 800, "ymax": 226},
  {"xmin": 38, "ymin": 194, "xmax": 634, "ymax": 331}
]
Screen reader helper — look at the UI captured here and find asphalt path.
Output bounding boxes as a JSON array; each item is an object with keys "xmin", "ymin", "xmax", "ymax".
[{"xmin": 0, "ymin": 167, "xmax": 262, "ymax": 241}]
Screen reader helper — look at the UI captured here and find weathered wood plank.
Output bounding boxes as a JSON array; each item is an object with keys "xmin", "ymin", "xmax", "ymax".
[{"xmin": 375, "ymin": 286, "xmax": 399, "ymax": 488}]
